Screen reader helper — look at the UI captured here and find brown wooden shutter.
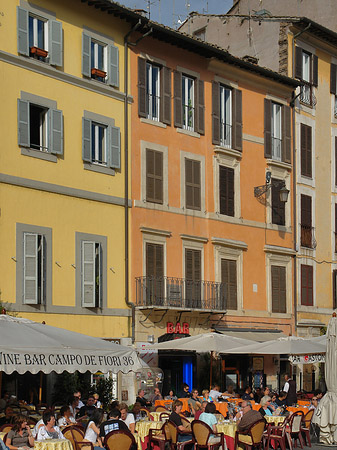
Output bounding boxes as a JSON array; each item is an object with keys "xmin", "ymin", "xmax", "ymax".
[
  {"xmin": 212, "ymin": 81, "xmax": 220, "ymax": 145},
  {"xmin": 221, "ymin": 259, "xmax": 237, "ymax": 310},
  {"xmin": 295, "ymin": 47, "xmax": 303, "ymax": 79},
  {"xmin": 185, "ymin": 159, "xmax": 201, "ymax": 210},
  {"xmin": 300, "ymin": 124, "xmax": 312, "ymax": 177},
  {"xmin": 331, "ymin": 64, "xmax": 337, "ymax": 95},
  {"xmin": 197, "ymin": 79, "xmax": 205, "ymax": 135},
  {"xmin": 146, "ymin": 243, "xmax": 164, "ymax": 277},
  {"xmin": 146, "ymin": 149, "xmax": 163, "ymax": 204},
  {"xmin": 174, "ymin": 70, "xmax": 183, "ymax": 128},
  {"xmin": 301, "ymin": 195, "xmax": 312, "ymax": 228},
  {"xmin": 301, "ymin": 265, "xmax": 313, "ymax": 306},
  {"xmin": 185, "ymin": 249, "xmax": 201, "ymax": 308},
  {"xmin": 271, "ymin": 178, "xmax": 285, "ymax": 226},
  {"xmin": 138, "ymin": 57, "xmax": 147, "ymax": 118},
  {"xmin": 335, "ymin": 137, "xmax": 337, "ymax": 186},
  {"xmin": 232, "ymin": 89, "xmax": 242, "ymax": 151},
  {"xmin": 271, "ymin": 265, "xmax": 286, "ymax": 313},
  {"xmin": 264, "ymin": 99, "xmax": 272, "ymax": 158},
  {"xmin": 312, "ymin": 55, "xmax": 318, "ymax": 87},
  {"xmin": 219, "ymin": 166, "xmax": 234, "ymax": 217},
  {"xmin": 282, "ymin": 105, "xmax": 291, "ymax": 164},
  {"xmin": 335, "ymin": 204, "xmax": 337, "ymax": 253},
  {"xmin": 161, "ymin": 66, "xmax": 171, "ymax": 125}
]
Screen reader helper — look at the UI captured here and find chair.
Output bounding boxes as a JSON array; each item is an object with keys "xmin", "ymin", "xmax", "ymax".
[
  {"xmin": 155, "ymin": 405, "xmax": 170, "ymax": 412},
  {"xmin": 191, "ymin": 419, "xmax": 225, "ymax": 450},
  {"xmin": 160, "ymin": 412, "xmax": 171, "ymax": 421},
  {"xmin": 62, "ymin": 425, "xmax": 88, "ymax": 450},
  {"xmin": 234, "ymin": 418, "xmax": 266, "ymax": 450},
  {"xmin": 140, "ymin": 408, "xmax": 153, "ymax": 420},
  {"xmin": 0, "ymin": 424, "xmax": 13, "ymax": 433},
  {"xmin": 167, "ymin": 420, "xmax": 193, "ymax": 450},
  {"xmin": 104, "ymin": 430, "xmax": 136, "ymax": 450},
  {"xmin": 301, "ymin": 409, "xmax": 314, "ymax": 447},
  {"xmin": 286, "ymin": 411, "xmax": 305, "ymax": 449},
  {"xmin": 148, "ymin": 421, "xmax": 171, "ymax": 450},
  {"xmin": 180, "ymin": 415, "xmax": 191, "ymax": 431}
]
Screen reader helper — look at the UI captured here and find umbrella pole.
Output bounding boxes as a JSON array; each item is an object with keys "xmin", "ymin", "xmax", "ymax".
[
  {"xmin": 210, "ymin": 351, "xmax": 213, "ymax": 388},
  {"xmin": 38, "ymin": 372, "xmax": 43, "ymax": 403}
]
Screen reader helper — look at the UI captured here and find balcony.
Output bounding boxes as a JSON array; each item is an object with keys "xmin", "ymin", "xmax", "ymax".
[
  {"xmin": 301, "ymin": 224, "xmax": 316, "ymax": 249},
  {"xmin": 300, "ymin": 84, "xmax": 316, "ymax": 108},
  {"xmin": 135, "ymin": 276, "xmax": 226, "ymax": 311}
]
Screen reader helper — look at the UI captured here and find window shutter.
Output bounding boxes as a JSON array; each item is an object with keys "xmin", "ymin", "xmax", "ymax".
[
  {"xmin": 219, "ymin": 166, "xmax": 234, "ymax": 217},
  {"xmin": 282, "ymin": 105, "xmax": 291, "ymax": 163},
  {"xmin": 271, "ymin": 265, "xmax": 286, "ymax": 313},
  {"xmin": 221, "ymin": 259, "xmax": 237, "ymax": 310},
  {"xmin": 193, "ymin": 160, "xmax": 201, "ymax": 210},
  {"xmin": 146, "ymin": 243, "xmax": 155, "ymax": 278},
  {"xmin": 49, "ymin": 19, "xmax": 63, "ymax": 67},
  {"xmin": 82, "ymin": 117, "xmax": 92, "ymax": 162},
  {"xmin": 138, "ymin": 57, "xmax": 147, "ymax": 118},
  {"xmin": 301, "ymin": 265, "xmax": 313, "ymax": 306},
  {"xmin": 312, "ymin": 55, "xmax": 318, "ymax": 87},
  {"xmin": 185, "ymin": 159, "xmax": 194, "ymax": 209},
  {"xmin": 232, "ymin": 89, "xmax": 242, "ymax": 151},
  {"xmin": 17, "ymin": 99, "xmax": 30, "ymax": 148},
  {"xmin": 23, "ymin": 233, "xmax": 38, "ymax": 304},
  {"xmin": 301, "ymin": 124, "xmax": 312, "ymax": 178},
  {"xmin": 109, "ymin": 125, "xmax": 121, "ymax": 169},
  {"xmin": 196, "ymin": 79, "xmax": 205, "ymax": 135},
  {"xmin": 271, "ymin": 178, "xmax": 285, "ymax": 226},
  {"xmin": 301, "ymin": 195, "xmax": 312, "ymax": 227},
  {"xmin": 50, "ymin": 108, "xmax": 63, "ymax": 155},
  {"xmin": 295, "ymin": 47, "xmax": 303, "ymax": 79},
  {"xmin": 212, "ymin": 81, "xmax": 220, "ymax": 145},
  {"xmin": 146, "ymin": 149, "xmax": 155, "ymax": 202},
  {"xmin": 82, "ymin": 241, "xmax": 96, "ymax": 307},
  {"xmin": 82, "ymin": 32, "xmax": 91, "ymax": 78},
  {"xmin": 161, "ymin": 66, "xmax": 171, "ymax": 125},
  {"xmin": 154, "ymin": 150, "xmax": 163, "ymax": 203},
  {"xmin": 146, "ymin": 149, "xmax": 163, "ymax": 204},
  {"xmin": 335, "ymin": 137, "xmax": 337, "ymax": 186},
  {"xmin": 174, "ymin": 71, "xmax": 183, "ymax": 128},
  {"xmin": 264, "ymin": 99, "xmax": 272, "ymax": 158},
  {"xmin": 17, "ymin": 7, "xmax": 29, "ymax": 56},
  {"xmin": 108, "ymin": 44, "xmax": 119, "ymax": 88},
  {"xmin": 146, "ymin": 243, "xmax": 163, "ymax": 278},
  {"xmin": 331, "ymin": 64, "xmax": 337, "ymax": 95},
  {"xmin": 185, "ymin": 159, "xmax": 201, "ymax": 210}
]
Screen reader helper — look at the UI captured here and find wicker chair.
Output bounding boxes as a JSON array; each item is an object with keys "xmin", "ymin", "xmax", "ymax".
[
  {"xmin": 0, "ymin": 424, "xmax": 13, "ymax": 433},
  {"xmin": 155, "ymin": 405, "xmax": 170, "ymax": 412},
  {"xmin": 167, "ymin": 420, "xmax": 193, "ymax": 450},
  {"xmin": 62, "ymin": 425, "xmax": 89, "ymax": 450},
  {"xmin": 234, "ymin": 418, "xmax": 266, "ymax": 450},
  {"xmin": 104, "ymin": 429, "xmax": 136, "ymax": 450},
  {"xmin": 191, "ymin": 419, "xmax": 225, "ymax": 450},
  {"xmin": 140, "ymin": 408, "xmax": 153, "ymax": 420},
  {"xmin": 301, "ymin": 409, "xmax": 314, "ymax": 447},
  {"xmin": 148, "ymin": 420, "xmax": 171, "ymax": 450},
  {"xmin": 160, "ymin": 412, "xmax": 171, "ymax": 421},
  {"xmin": 179, "ymin": 416, "xmax": 191, "ymax": 432}
]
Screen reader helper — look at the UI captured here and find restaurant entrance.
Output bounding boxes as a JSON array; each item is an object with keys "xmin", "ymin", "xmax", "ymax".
[{"xmin": 159, "ymin": 352, "xmax": 196, "ymax": 396}]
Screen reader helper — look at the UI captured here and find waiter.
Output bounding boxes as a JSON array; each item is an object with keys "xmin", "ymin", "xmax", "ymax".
[{"xmin": 283, "ymin": 374, "xmax": 297, "ymax": 406}]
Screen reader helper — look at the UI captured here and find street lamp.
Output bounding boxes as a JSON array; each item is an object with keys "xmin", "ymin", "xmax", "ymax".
[{"xmin": 254, "ymin": 171, "xmax": 289, "ymax": 203}]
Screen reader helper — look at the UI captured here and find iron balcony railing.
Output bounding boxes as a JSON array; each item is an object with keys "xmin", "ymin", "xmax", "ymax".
[
  {"xmin": 135, "ymin": 276, "xmax": 226, "ymax": 311},
  {"xmin": 301, "ymin": 224, "xmax": 316, "ymax": 249},
  {"xmin": 300, "ymin": 84, "xmax": 317, "ymax": 108}
]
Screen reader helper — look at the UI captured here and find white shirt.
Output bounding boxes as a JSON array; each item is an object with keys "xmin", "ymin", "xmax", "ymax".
[
  {"xmin": 121, "ymin": 413, "xmax": 135, "ymax": 430},
  {"xmin": 209, "ymin": 390, "xmax": 221, "ymax": 400},
  {"xmin": 58, "ymin": 416, "xmax": 76, "ymax": 427},
  {"xmin": 32, "ymin": 419, "xmax": 44, "ymax": 438},
  {"xmin": 37, "ymin": 425, "xmax": 65, "ymax": 440},
  {"xmin": 283, "ymin": 382, "xmax": 290, "ymax": 393},
  {"xmin": 84, "ymin": 421, "xmax": 98, "ymax": 444}
]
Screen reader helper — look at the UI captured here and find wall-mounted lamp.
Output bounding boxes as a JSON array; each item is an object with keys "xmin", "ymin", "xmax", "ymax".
[{"xmin": 254, "ymin": 170, "xmax": 289, "ymax": 203}]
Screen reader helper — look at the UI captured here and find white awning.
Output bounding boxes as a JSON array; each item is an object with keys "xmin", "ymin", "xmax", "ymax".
[{"xmin": 217, "ymin": 330, "xmax": 287, "ymax": 342}]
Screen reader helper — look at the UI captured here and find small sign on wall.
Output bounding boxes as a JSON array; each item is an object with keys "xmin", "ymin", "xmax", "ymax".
[
  {"xmin": 121, "ymin": 390, "xmax": 128, "ymax": 401},
  {"xmin": 253, "ymin": 356, "xmax": 264, "ymax": 371}
]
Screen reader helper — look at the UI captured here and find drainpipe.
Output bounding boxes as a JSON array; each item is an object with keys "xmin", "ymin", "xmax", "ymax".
[
  {"xmin": 291, "ymin": 22, "xmax": 311, "ymax": 334},
  {"xmin": 124, "ymin": 20, "xmax": 141, "ymax": 344}
]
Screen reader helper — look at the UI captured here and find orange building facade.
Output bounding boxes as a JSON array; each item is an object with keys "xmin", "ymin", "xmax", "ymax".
[{"xmin": 128, "ymin": 26, "xmax": 299, "ymax": 391}]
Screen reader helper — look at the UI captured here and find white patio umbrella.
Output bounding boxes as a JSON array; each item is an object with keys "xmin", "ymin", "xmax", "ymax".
[
  {"xmin": 313, "ymin": 315, "xmax": 337, "ymax": 444},
  {"xmin": 0, "ymin": 314, "xmax": 142, "ymax": 374},
  {"xmin": 224, "ymin": 335, "xmax": 326, "ymax": 355}
]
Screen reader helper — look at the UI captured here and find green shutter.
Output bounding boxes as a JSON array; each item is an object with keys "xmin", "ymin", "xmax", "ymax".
[
  {"xmin": 108, "ymin": 44, "xmax": 119, "ymax": 88},
  {"xmin": 23, "ymin": 233, "xmax": 38, "ymax": 304},
  {"xmin": 82, "ymin": 32, "xmax": 91, "ymax": 77},
  {"xmin": 82, "ymin": 117, "xmax": 92, "ymax": 162},
  {"xmin": 49, "ymin": 19, "xmax": 63, "ymax": 67},
  {"xmin": 17, "ymin": 99, "xmax": 30, "ymax": 148},
  {"xmin": 82, "ymin": 241, "xmax": 96, "ymax": 307},
  {"xmin": 50, "ymin": 108, "xmax": 63, "ymax": 155},
  {"xmin": 17, "ymin": 7, "xmax": 29, "ymax": 56},
  {"xmin": 109, "ymin": 125, "xmax": 121, "ymax": 169}
]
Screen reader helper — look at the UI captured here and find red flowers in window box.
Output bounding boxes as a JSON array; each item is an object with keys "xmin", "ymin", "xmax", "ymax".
[
  {"xmin": 91, "ymin": 68, "xmax": 107, "ymax": 78},
  {"xmin": 30, "ymin": 47, "xmax": 48, "ymax": 58}
]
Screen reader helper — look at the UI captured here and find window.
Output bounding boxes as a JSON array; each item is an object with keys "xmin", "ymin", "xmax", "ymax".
[
  {"xmin": 212, "ymin": 81, "xmax": 242, "ymax": 151},
  {"xmin": 23, "ymin": 233, "xmax": 46, "ymax": 305},
  {"xmin": 174, "ymin": 71, "xmax": 204, "ymax": 134},
  {"xmin": 301, "ymin": 124, "xmax": 312, "ymax": 178},
  {"xmin": 301, "ymin": 264, "xmax": 313, "ymax": 306},
  {"xmin": 331, "ymin": 64, "xmax": 337, "ymax": 117},
  {"xmin": 146, "ymin": 243, "xmax": 164, "ymax": 306},
  {"xmin": 264, "ymin": 100, "xmax": 291, "ymax": 163},
  {"xmin": 271, "ymin": 265, "xmax": 286, "ymax": 313},
  {"xmin": 301, "ymin": 195, "xmax": 312, "ymax": 248},
  {"xmin": 185, "ymin": 159, "xmax": 201, "ymax": 211},
  {"xmin": 18, "ymin": 97, "xmax": 63, "ymax": 155},
  {"xmin": 221, "ymin": 259, "xmax": 237, "ymax": 310},
  {"xmin": 193, "ymin": 28, "xmax": 206, "ymax": 41},
  {"xmin": 271, "ymin": 178, "xmax": 285, "ymax": 226},
  {"xmin": 295, "ymin": 47, "xmax": 318, "ymax": 107},
  {"xmin": 17, "ymin": 6, "xmax": 62, "ymax": 66},
  {"xmin": 219, "ymin": 166, "xmax": 234, "ymax": 216},
  {"xmin": 82, "ymin": 113, "xmax": 120, "ymax": 170},
  {"xmin": 185, "ymin": 248, "xmax": 201, "ymax": 308},
  {"xmin": 335, "ymin": 204, "xmax": 337, "ymax": 253},
  {"xmin": 81, "ymin": 241, "xmax": 102, "ymax": 307},
  {"xmin": 138, "ymin": 58, "xmax": 171, "ymax": 124},
  {"xmin": 146, "ymin": 149, "xmax": 163, "ymax": 204},
  {"xmin": 82, "ymin": 31, "xmax": 119, "ymax": 87}
]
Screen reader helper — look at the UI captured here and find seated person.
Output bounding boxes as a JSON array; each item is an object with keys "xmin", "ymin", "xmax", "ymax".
[
  {"xmin": 275, "ymin": 391, "xmax": 287, "ymax": 407},
  {"xmin": 100, "ymin": 408, "xmax": 128, "ymax": 439},
  {"xmin": 136, "ymin": 389, "xmax": 152, "ymax": 408},
  {"xmin": 258, "ymin": 396, "xmax": 273, "ymax": 417},
  {"xmin": 254, "ymin": 388, "xmax": 262, "ymax": 403},
  {"xmin": 201, "ymin": 390, "xmax": 213, "ymax": 403},
  {"xmin": 131, "ymin": 402, "xmax": 142, "ymax": 422},
  {"xmin": 6, "ymin": 414, "xmax": 35, "ymax": 450},
  {"xmin": 84, "ymin": 409, "xmax": 104, "ymax": 449},
  {"xmin": 58, "ymin": 405, "xmax": 76, "ymax": 427},
  {"xmin": 237, "ymin": 402, "xmax": 263, "ymax": 432},
  {"xmin": 77, "ymin": 395, "xmax": 96, "ymax": 419},
  {"xmin": 178, "ymin": 383, "xmax": 190, "ymax": 399},
  {"xmin": 150, "ymin": 387, "xmax": 163, "ymax": 404},
  {"xmin": 199, "ymin": 403, "xmax": 222, "ymax": 448},
  {"xmin": 69, "ymin": 396, "xmax": 80, "ymax": 419},
  {"xmin": 309, "ymin": 396, "xmax": 319, "ymax": 410},
  {"xmin": 32, "ymin": 418, "xmax": 44, "ymax": 439},
  {"xmin": 165, "ymin": 390, "xmax": 177, "ymax": 401},
  {"xmin": 241, "ymin": 387, "xmax": 254, "ymax": 401},
  {"xmin": 224, "ymin": 385, "xmax": 235, "ymax": 397},
  {"xmin": 169, "ymin": 400, "xmax": 192, "ymax": 442},
  {"xmin": 270, "ymin": 393, "xmax": 278, "ymax": 411},
  {"xmin": 37, "ymin": 411, "xmax": 65, "ymax": 440},
  {"xmin": 209, "ymin": 385, "xmax": 222, "ymax": 401},
  {"xmin": 0, "ymin": 406, "xmax": 15, "ymax": 426},
  {"xmin": 195, "ymin": 401, "xmax": 207, "ymax": 420},
  {"xmin": 188, "ymin": 389, "xmax": 201, "ymax": 416},
  {"xmin": 119, "ymin": 402, "xmax": 135, "ymax": 433}
]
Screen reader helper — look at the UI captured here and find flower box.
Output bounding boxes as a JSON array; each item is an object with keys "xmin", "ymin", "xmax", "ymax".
[
  {"xmin": 91, "ymin": 68, "xmax": 107, "ymax": 78},
  {"xmin": 30, "ymin": 47, "xmax": 48, "ymax": 58}
]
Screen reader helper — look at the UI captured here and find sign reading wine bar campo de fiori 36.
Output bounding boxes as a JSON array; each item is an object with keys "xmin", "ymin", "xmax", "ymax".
[{"xmin": 289, "ymin": 353, "xmax": 325, "ymax": 365}]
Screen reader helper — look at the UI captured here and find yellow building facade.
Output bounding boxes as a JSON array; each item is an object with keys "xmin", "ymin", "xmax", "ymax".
[{"xmin": 0, "ymin": 0, "xmax": 132, "ymax": 338}]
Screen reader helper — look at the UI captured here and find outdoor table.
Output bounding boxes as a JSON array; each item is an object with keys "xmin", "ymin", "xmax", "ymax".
[
  {"xmin": 216, "ymin": 421, "xmax": 237, "ymax": 450},
  {"xmin": 34, "ymin": 439, "xmax": 72, "ymax": 450},
  {"xmin": 265, "ymin": 416, "xmax": 285, "ymax": 425},
  {"xmin": 132, "ymin": 432, "xmax": 142, "ymax": 450},
  {"xmin": 135, "ymin": 419, "xmax": 164, "ymax": 450},
  {"xmin": 214, "ymin": 402, "xmax": 228, "ymax": 417},
  {"xmin": 298, "ymin": 400, "xmax": 310, "ymax": 406},
  {"xmin": 150, "ymin": 412, "xmax": 163, "ymax": 421},
  {"xmin": 287, "ymin": 406, "xmax": 309, "ymax": 414},
  {"xmin": 0, "ymin": 432, "xmax": 5, "ymax": 441}
]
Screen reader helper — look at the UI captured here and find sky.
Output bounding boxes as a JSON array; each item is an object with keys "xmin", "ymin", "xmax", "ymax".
[{"xmin": 119, "ymin": 0, "xmax": 234, "ymax": 28}]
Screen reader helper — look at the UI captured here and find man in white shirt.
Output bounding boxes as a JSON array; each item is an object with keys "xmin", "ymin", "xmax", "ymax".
[
  {"xmin": 119, "ymin": 402, "xmax": 135, "ymax": 433},
  {"xmin": 73, "ymin": 391, "xmax": 85, "ymax": 408},
  {"xmin": 209, "ymin": 384, "xmax": 222, "ymax": 401}
]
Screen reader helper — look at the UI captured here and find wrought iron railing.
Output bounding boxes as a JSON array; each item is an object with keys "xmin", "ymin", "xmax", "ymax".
[
  {"xmin": 301, "ymin": 224, "xmax": 316, "ymax": 249},
  {"xmin": 135, "ymin": 276, "xmax": 226, "ymax": 311},
  {"xmin": 300, "ymin": 84, "xmax": 317, "ymax": 107}
]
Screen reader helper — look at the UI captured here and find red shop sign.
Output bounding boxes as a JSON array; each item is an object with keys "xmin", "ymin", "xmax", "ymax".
[{"xmin": 167, "ymin": 322, "xmax": 189, "ymax": 334}]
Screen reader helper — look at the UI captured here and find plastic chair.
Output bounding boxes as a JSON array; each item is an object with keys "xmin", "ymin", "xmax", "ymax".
[
  {"xmin": 234, "ymin": 418, "xmax": 266, "ymax": 450},
  {"xmin": 104, "ymin": 429, "xmax": 136, "ymax": 450},
  {"xmin": 287, "ymin": 411, "xmax": 304, "ymax": 449},
  {"xmin": 167, "ymin": 420, "xmax": 193, "ymax": 450},
  {"xmin": 149, "ymin": 421, "xmax": 171, "ymax": 450},
  {"xmin": 301, "ymin": 409, "xmax": 314, "ymax": 447},
  {"xmin": 191, "ymin": 419, "xmax": 225, "ymax": 450}
]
